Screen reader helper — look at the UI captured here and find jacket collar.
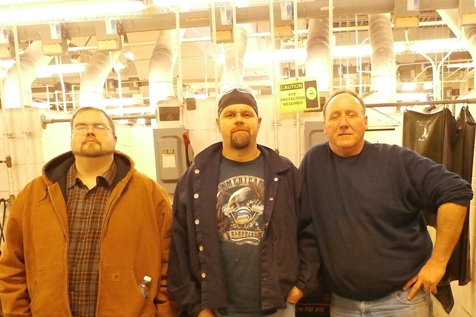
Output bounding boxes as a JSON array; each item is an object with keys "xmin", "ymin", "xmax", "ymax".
[
  {"xmin": 194, "ymin": 142, "xmax": 291, "ymax": 174},
  {"xmin": 42, "ymin": 151, "xmax": 135, "ymax": 191}
]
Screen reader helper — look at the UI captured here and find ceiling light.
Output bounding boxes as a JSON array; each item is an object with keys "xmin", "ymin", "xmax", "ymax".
[
  {"xmin": 123, "ymin": 51, "xmax": 135, "ymax": 61},
  {"xmin": 445, "ymin": 62, "xmax": 475, "ymax": 69},
  {"xmin": 37, "ymin": 63, "xmax": 86, "ymax": 78},
  {"xmin": 0, "ymin": 0, "xmax": 146, "ymax": 25},
  {"xmin": 401, "ymin": 82, "xmax": 417, "ymax": 91}
]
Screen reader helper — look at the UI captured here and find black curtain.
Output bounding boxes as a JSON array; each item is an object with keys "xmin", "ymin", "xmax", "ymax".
[{"xmin": 402, "ymin": 106, "xmax": 475, "ymax": 313}]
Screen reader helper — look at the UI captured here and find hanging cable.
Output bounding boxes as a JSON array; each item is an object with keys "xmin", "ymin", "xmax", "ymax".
[{"xmin": 0, "ymin": 198, "xmax": 7, "ymax": 248}]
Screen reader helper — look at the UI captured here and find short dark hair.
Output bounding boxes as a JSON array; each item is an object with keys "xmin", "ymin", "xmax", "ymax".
[
  {"xmin": 323, "ymin": 89, "xmax": 366, "ymax": 118},
  {"xmin": 71, "ymin": 107, "xmax": 115, "ymax": 134}
]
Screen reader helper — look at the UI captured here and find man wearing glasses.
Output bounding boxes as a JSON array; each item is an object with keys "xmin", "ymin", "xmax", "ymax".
[
  {"xmin": 0, "ymin": 107, "xmax": 179, "ymax": 317},
  {"xmin": 168, "ymin": 87, "xmax": 319, "ymax": 317}
]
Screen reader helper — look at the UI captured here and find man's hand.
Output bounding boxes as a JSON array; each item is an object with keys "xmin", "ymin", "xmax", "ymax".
[
  {"xmin": 198, "ymin": 309, "xmax": 215, "ymax": 317},
  {"xmin": 286, "ymin": 286, "xmax": 303, "ymax": 304},
  {"xmin": 403, "ymin": 258, "xmax": 446, "ymax": 300}
]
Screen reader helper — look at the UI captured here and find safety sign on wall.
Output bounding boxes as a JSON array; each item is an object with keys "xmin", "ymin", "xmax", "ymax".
[{"xmin": 277, "ymin": 78, "xmax": 320, "ymax": 112}]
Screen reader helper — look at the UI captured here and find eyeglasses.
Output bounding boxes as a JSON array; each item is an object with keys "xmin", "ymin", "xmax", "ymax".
[
  {"xmin": 218, "ymin": 85, "xmax": 256, "ymax": 101},
  {"xmin": 72, "ymin": 123, "xmax": 113, "ymax": 133}
]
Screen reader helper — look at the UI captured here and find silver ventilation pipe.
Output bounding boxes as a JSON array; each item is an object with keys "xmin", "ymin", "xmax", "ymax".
[
  {"xmin": 148, "ymin": 29, "xmax": 184, "ymax": 110},
  {"xmin": 79, "ymin": 50, "xmax": 121, "ymax": 108},
  {"xmin": 2, "ymin": 41, "xmax": 53, "ymax": 109},
  {"xmin": 367, "ymin": 13, "xmax": 396, "ymax": 103},
  {"xmin": 220, "ymin": 25, "xmax": 248, "ymax": 89},
  {"xmin": 305, "ymin": 18, "xmax": 331, "ymax": 92},
  {"xmin": 461, "ymin": 25, "xmax": 476, "ymax": 97}
]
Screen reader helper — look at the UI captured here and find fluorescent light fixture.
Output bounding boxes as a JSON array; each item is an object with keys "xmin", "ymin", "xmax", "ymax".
[
  {"xmin": 334, "ymin": 45, "xmax": 372, "ymax": 58},
  {"xmin": 106, "ymin": 105, "xmax": 151, "ymax": 114},
  {"xmin": 113, "ymin": 63, "xmax": 126, "ymax": 70},
  {"xmin": 153, "ymin": 0, "xmax": 249, "ymax": 7},
  {"xmin": 0, "ymin": 0, "xmax": 45, "ymax": 4},
  {"xmin": 32, "ymin": 101, "xmax": 52, "ymax": 109},
  {"xmin": 397, "ymin": 92, "xmax": 428, "ymax": 102},
  {"xmin": 334, "ymin": 38, "xmax": 464, "ymax": 58},
  {"xmin": 401, "ymin": 82, "xmax": 417, "ymax": 91},
  {"xmin": 445, "ymin": 62, "xmax": 475, "ymax": 69},
  {"xmin": 395, "ymin": 38, "xmax": 466, "ymax": 55},
  {"xmin": 423, "ymin": 82, "xmax": 433, "ymax": 90},
  {"xmin": 123, "ymin": 51, "xmax": 135, "ymax": 61},
  {"xmin": 0, "ymin": 0, "xmax": 145, "ymax": 24},
  {"xmin": 0, "ymin": 58, "xmax": 15, "ymax": 69},
  {"xmin": 243, "ymin": 48, "xmax": 306, "ymax": 66},
  {"xmin": 37, "ymin": 63, "xmax": 86, "ymax": 78}
]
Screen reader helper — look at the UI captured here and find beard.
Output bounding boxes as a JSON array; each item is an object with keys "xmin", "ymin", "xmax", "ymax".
[
  {"xmin": 73, "ymin": 142, "xmax": 114, "ymax": 158},
  {"xmin": 230, "ymin": 131, "xmax": 251, "ymax": 150}
]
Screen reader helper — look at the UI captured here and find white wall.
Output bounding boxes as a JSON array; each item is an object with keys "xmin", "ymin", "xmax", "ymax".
[{"xmin": 0, "ymin": 99, "xmax": 475, "ymax": 317}]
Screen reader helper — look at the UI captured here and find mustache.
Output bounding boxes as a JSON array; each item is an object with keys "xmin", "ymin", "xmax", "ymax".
[
  {"xmin": 82, "ymin": 138, "xmax": 100, "ymax": 145},
  {"xmin": 231, "ymin": 127, "xmax": 250, "ymax": 133}
]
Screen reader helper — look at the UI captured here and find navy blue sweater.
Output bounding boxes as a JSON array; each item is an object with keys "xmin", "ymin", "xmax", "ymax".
[{"xmin": 299, "ymin": 141, "xmax": 473, "ymax": 301}]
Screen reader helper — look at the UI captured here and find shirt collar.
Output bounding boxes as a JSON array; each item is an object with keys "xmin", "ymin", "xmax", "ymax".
[{"xmin": 66, "ymin": 160, "xmax": 117, "ymax": 189}]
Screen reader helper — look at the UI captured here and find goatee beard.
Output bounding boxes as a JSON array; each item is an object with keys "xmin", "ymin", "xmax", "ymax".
[{"xmin": 230, "ymin": 133, "xmax": 251, "ymax": 150}]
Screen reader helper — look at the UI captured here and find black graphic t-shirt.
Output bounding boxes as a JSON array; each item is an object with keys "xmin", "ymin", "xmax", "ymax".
[{"xmin": 217, "ymin": 155, "xmax": 265, "ymax": 314}]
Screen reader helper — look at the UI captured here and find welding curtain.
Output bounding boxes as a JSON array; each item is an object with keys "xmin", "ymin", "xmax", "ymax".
[{"xmin": 402, "ymin": 106, "xmax": 475, "ymax": 313}]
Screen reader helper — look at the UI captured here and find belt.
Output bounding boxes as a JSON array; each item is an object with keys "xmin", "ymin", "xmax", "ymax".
[{"xmin": 214, "ymin": 308, "xmax": 278, "ymax": 317}]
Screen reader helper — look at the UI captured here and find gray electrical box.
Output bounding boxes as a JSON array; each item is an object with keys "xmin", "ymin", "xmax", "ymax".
[{"xmin": 153, "ymin": 128, "xmax": 189, "ymax": 194}]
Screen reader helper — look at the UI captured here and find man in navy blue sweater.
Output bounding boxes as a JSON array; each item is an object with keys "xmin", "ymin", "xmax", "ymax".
[{"xmin": 299, "ymin": 90, "xmax": 473, "ymax": 317}]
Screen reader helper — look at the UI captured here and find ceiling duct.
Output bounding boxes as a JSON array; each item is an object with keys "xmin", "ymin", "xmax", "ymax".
[
  {"xmin": 2, "ymin": 41, "xmax": 53, "ymax": 109},
  {"xmin": 79, "ymin": 50, "xmax": 121, "ymax": 107},
  {"xmin": 367, "ymin": 13, "xmax": 396, "ymax": 103},
  {"xmin": 460, "ymin": 25, "xmax": 476, "ymax": 97},
  {"xmin": 305, "ymin": 17, "xmax": 331, "ymax": 92},
  {"xmin": 220, "ymin": 25, "xmax": 248, "ymax": 88},
  {"xmin": 148, "ymin": 29, "xmax": 184, "ymax": 110}
]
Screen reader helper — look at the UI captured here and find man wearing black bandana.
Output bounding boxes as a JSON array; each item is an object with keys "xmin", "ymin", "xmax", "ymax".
[{"xmin": 168, "ymin": 86, "xmax": 320, "ymax": 317}]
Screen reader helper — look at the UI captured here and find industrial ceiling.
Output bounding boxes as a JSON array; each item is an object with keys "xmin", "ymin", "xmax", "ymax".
[{"xmin": 0, "ymin": 0, "xmax": 474, "ymax": 111}]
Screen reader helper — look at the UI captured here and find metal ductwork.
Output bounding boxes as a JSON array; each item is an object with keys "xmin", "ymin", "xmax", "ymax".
[
  {"xmin": 305, "ymin": 17, "xmax": 331, "ymax": 92},
  {"xmin": 148, "ymin": 29, "xmax": 184, "ymax": 110},
  {"xmin": 220, "ymin": 25, "xmax": 248, "ymax": 90},
  {"xmin": 367, "ymin": 13, "xmax": 397, "ymax": 103},
  {"xmin": 2, "ymin": 41, "xmax": 53, "ymax": 109},
  {"xmin": 79, "ymin": 50, "xmax": 121, "ymax": 108},
  {"xmin": 460, "ymin": 25, "xmax": 476, "ymax": 98}
]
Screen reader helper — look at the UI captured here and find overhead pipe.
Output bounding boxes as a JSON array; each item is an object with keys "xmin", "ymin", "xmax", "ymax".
[
  {"xmin": 2, "ymin": 41, "xmax": 53, "ymax": 109},
  {"xmin": 1, "ymin": 38, "xmax": 53, "ymax": 183},
  {"xmin": 305, "ymin": 17, "xmax": 331, "ymax": 92},
  {"xmin": 367, "ymin": 13, "xmax": 396, "ymax": 103},
  {"xmin": 79, "ymin": 50, "xmax": 121, "ymax": 108},
  {"xmin": 148, "ymin": 28, "xmax": 184, "ymax": 112},
  {"xmin": 220, "ymin": 25, "xmax": 248, "ymax": 89},
  {"xmin": 460, "ymin": 25, "xmax": 476, "ymax": 98}
]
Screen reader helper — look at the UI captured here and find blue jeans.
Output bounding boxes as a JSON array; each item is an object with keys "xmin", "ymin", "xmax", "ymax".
[{"xmin": 330, "ymin": 288, "xmax": 432, "ymax": 317}]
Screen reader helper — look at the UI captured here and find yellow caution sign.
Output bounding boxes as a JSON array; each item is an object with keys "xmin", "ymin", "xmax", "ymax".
[{"xmin": 277, "ymin": 78, "xmax": 320, "ymax": 112}]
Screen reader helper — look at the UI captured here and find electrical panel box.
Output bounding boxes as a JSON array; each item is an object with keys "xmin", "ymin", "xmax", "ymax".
[{"xmin": 153, "ymin": 128, "xmax": 191, "ymax": 194}]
